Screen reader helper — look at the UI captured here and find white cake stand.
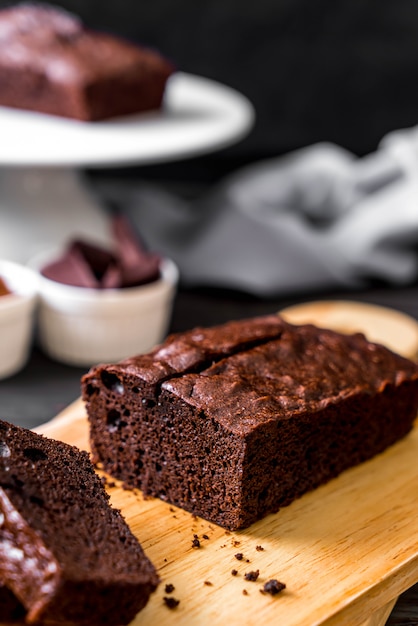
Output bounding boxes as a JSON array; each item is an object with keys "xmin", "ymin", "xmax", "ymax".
[{"xmin": 0, "ymin": 72, "xmax": 254, "ymax": 262}]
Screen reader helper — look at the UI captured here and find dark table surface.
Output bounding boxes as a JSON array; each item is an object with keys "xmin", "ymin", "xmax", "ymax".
[{"xmin": 1, "ymin": 282, "xmax": 417, "ymax": 625}]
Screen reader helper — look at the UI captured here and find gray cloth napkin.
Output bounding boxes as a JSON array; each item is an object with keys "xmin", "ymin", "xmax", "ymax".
[{"xmin": 96, "ymin": 125, "xmax": 418, "ymax": 297}]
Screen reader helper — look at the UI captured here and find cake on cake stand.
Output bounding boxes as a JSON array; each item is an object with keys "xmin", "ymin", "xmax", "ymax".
[{"xmin": 0, "ymin": 72, "xmax": 254, "ymax": 262}]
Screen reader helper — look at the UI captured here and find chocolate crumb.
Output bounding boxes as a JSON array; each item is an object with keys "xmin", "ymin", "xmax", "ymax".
[
  {"xmin": 244, "ymin": 570, "xmax": 259, "ymax": 582},
  {"xmin": 255, "ymin": 545, "xmax": 264, "ymax": 551},
  {"xmin": 263, "ymin": 579, "xmax": 286, "ymax": 596},
  {"xmin": 164, "ymin": 583, "xmax": 175, "ymax": 594},
  {"xmin": 242, "ymin": 589, "xmax": 248, "ymax": 596},
  {"xmin": 233, "ymin": 540, "xmax": 241, "ymax": 547},
  {"xmin": 204, "ymin": 581, "xmax": 213, "ymax": 586},
  {"xmin": 163, "ymin": 597, "xmax": 180, "ymax": 609},
  {"xmin": 192, "ymin": 537, "xmax": 201, "ymax": 548},
  {"xmin": 231, "ymin": 569, "xmax": 238, "ymax": 576},
  {"xmin": 234, "ymin": 553, "xmax": 244, "ymax": 561},
  {"xmin": 202, "ymin": 534, "xmax": 209, "ymax": 540}
]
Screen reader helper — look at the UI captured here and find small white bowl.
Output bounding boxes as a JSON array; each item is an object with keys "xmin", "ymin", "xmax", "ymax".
[
  {"xmin": 0, "ymin": 260, "xmax": 38, "ymax": 379},
  {"xmin": 31, "ymin": 253, "xmax": 179, "ymax": 367}
]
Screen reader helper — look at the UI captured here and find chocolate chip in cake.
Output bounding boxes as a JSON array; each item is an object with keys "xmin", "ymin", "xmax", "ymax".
[{"xmin": 100, "ymin": 371, "xmax": 124, "ymax": 394}]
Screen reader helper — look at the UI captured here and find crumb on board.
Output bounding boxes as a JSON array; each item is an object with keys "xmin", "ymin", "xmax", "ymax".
[
  {"xmin": 244, "ymin": 570, "xmax": 260, "ymax": 582},
  {"xmin": 163, "ymin": 597, "xmax": 180, "ymax": 609},
  {"xmin": 164, "ymin": 583, "xmax": 175, "ymax": 594},
  {"xmin": 262, "ymin": 579, "xmax": 286, "ymax": 596},
  {"xmin": 255, "ymin": 545, "xmax": 264, "ymax": 551},
  {"xmin": 234, "ymin": 553, "xmax": 244, "ymax": 561},
  {"xmin": 231, "ymin": 569, "xmax": 238, "ymax": 576}
]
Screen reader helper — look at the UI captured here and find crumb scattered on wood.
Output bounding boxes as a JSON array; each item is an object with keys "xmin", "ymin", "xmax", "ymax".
[
  {"xmin": 163, "ymin": 597, "xmax": 180, "ymax": 609},
  {"xmin": 262, "ymin": 580, "xmax": 286, "ymax": 596},
  {"xmin": 244, "ymin": 570, "xmax": 260, "ymax": 582}
]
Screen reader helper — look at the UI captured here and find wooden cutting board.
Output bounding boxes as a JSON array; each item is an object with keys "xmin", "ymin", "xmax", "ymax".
[
  {"xmin": 8, "ymin": 301, "xmax": 418, "ymax": 626},
  {"xmin": 37, "ymin": 399, "xmax": 418, "ymax": 626}
]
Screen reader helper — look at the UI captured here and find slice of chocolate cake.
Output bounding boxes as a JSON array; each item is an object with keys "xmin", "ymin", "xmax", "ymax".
[
  {"xmin": 0, "ymin": 420, "xmax": 159, "ymax": 625},
  {"xmin": 82, "ymin": 315, "xmax": 418, "ymax": 530},
  {"xmin": 0, "ymin": 3, "xmax": 175, "ymax": 121}
]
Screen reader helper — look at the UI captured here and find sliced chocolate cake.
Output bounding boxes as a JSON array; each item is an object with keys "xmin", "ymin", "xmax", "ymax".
[
  {"xmin": 82, "ymin": 314, "xmax": 418, "ymax": 530},
  {"xmin": 0, "ymin": 420, "xmax": 159, "ymax": 625}
]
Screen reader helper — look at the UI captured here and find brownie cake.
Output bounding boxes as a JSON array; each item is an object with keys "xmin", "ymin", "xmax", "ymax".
[
  {"xmin": 0, "ymin": 420, "xmax": 159, "ymax": 625},
  {"xmin": 0, "ymin": 3, "xmax": 175, "ymax": 121},
  {"xmin": 82, "ymin": 315, "xmax": 418, "ymax": 530}
]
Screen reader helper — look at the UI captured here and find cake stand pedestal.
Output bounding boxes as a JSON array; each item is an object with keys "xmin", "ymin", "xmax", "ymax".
[{"xmin": 0, "ymin": 72, "xmax": 254, "ymax": 263}]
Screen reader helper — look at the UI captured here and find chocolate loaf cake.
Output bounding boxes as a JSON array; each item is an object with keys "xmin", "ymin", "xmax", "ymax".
[
  {"xmin": 82, "ymin": 315, "xmax": 418, "ymax": 530},
  {"xmin": 0, "ymin": 3, "xmax": 175, "ymax": 121},
  {"xmin": 0, "ymin": 420, "xmax": 159, "ymax": 625}
]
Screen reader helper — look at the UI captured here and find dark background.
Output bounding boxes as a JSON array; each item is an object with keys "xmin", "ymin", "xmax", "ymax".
[{"xmin": 2, "ymin": 0, "xmax": 418, "ymax": 183}]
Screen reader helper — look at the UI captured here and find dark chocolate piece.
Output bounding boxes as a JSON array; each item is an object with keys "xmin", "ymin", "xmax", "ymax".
[
  {"xmin": 112, "ymin": 214, "xmax": 161, "ymax": 287},
  {"xmin": 41, "ymin": 216, "xmax": 160, "ymax": 289}
]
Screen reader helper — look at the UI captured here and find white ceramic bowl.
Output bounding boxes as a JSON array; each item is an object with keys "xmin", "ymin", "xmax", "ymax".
[
  {"xmin": 31, "ymin": 254, "xmax": 179, "ymax": 367},
  {"xmin": 0, "ymin": 260, "xmax": 38, "ymax": 379}
]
